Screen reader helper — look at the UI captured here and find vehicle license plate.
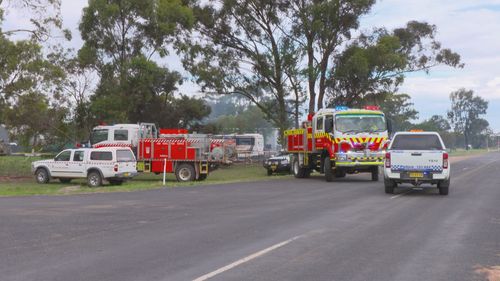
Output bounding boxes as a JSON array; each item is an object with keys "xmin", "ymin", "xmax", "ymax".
[
  {"xmin": 124, "ymin": 172, "xmax": 129, "ymax": 177},
  {"xmin": 409, "ymin": 172, "xmax": 423, "ymax": 178},
  {"xmin": 271, "ymin": 165, "xmax": 277, "ymax": 171}
]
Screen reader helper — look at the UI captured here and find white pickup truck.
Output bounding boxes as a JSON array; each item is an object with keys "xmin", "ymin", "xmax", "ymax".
[
  {"xmin": 32, "ymin": 147, "xmax": 138, "ymax": 187},
  {"xmin": 384, "ymin": 132, "xmax": 450, "ymax": 195}
]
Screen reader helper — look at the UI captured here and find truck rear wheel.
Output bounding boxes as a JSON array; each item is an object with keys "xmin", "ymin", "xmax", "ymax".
[
  {"xmin": 175, "ymin": 163, "xmax": 196, "ymax": 182},
  {"xmin": 324, "ymin": 157, "xmax": 333, "ymax": 182},
  {"xmin": 371, "ymin": 167, "xmax": 379, "ymax": 181},
  {"xmin": 292, "ymin": 157, "xmax": 309, "ymax": 178}
]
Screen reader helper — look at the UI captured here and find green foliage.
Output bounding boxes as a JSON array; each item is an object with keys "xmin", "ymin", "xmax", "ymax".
[
  {"xmin": 213, "ymin": 106, "xmax": 273, "ymax": 134},
  {"xmin": 0, "ymin": 0, "xmax": 70, "ymax": 41},
  {"xmin": 291, "ymin": 0, "xmax": 376, "ymax": 113},
  {"xmin": 79, "ymin": 0, "xmax": 193, "ymax": 69},
  {"xmin": 361, "ymin": 92, "xmax": 418, "ymax": 131},
  {"xmin": 447, "ymin": 88, "xmax": 488, "ymax": 149},
  {"xmin": 414, "ymin": 115, "xmax": 456, "ymax": 148},
  {"xmin": 0, "ymin": 35, "xmax": 69, "ymax": 150},
  {"xmin": 181, "ymin": 0, "xmax": 304, "ymax": 142},
  {"xmin": 184, "ymin": 0, "xmax": 463, "ymax": 139},
  {"xmin": 328, "ymin": 21, "xmax": 463, "ymax": 106},
  {"xmin": 4, "ymin": 92, "xmax": 69, "ymax": 150},
  {"xmin": 0, "ymin": 38, "xmax": 60, "ymax": 101},
  {"xmin": 0, "ymin": 157, "xmax": 290, "ymax": 196},
  {"xmin": 415, "ymin": 115, "xmax": 451, "ymax": 132},
  {"xmin": 0, "ymin": 0, "xmax": 72, "ymax": 150},
  {"xmin": 79, "ymin": 0, "xmax": 205, "ymax": 128}
]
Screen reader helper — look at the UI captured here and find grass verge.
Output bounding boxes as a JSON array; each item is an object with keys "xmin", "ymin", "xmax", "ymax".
[
  {"xmin": 0, "ymin": 160, "xmax": 291, "ymax": 197},
  {"xmin": 449, "ymin": 149, "xmax": 491, "ymax": 157}
]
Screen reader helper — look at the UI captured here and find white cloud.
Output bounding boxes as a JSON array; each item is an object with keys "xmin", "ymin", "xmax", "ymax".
[{"xmin": 361, "ymin": 0, "xmax": 500, "ymax": 131}]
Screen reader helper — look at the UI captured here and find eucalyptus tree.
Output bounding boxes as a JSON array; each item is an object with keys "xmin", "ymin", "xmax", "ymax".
[
  {"xmin": 79, "ymin": 0, "xmax": 197, "ymax": 124},
  {"xmin": 181, "ymin": 0, "xmax": 305, "ymax": 141},
  {"xmin": 448, "ymin": 88, "xmax": 488, "ymax": 149}
]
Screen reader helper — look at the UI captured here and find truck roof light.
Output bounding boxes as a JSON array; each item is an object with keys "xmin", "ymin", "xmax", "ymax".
[
  {"xmin": 335, "ymin": 106, "xmax": 349, "ymax": 111},
  {"xmin": 364, "ymin": 105, "xmax": 380, "ymax": 111}
]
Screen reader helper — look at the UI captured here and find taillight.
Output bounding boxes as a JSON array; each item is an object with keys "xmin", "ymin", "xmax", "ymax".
[
  {"xmin": 385, "ymin": 152, "xmax": 391, "ymax": 168},
  {"xmin": 114, "ymin": 164, "xmax": 119, "ymax": 172},
  {"xmin": 443, "ymin": 153, "xmax": 449, "ymax": 169}
]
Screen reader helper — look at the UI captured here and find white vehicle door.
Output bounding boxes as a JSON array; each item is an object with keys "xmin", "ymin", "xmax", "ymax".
[
  {"xmin": 66, "ymin": 150, "xmax": 86, "ymax": 178},
  {"xmin": 51, "ymin": 150, "xmax": 72, "ymax": 177}
]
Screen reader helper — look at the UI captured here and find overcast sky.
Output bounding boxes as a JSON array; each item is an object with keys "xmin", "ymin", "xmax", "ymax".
[{"xmin": 3, "ymin": 0, "xmax": 500, "ymax": 132}]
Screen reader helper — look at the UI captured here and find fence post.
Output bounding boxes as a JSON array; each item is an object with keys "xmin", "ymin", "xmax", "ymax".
[{"xmin": 163, "ymin": 158, "xmax": 167, "ymax": 186}]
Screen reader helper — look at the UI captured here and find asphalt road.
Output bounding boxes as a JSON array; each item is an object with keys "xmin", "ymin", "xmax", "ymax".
[{"xmin": 1, "ymin": 153, "xmax": 499, "ymax": 281}]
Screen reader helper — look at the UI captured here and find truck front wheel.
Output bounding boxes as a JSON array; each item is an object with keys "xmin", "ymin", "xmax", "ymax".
[
  {"xmin": 175, "ymin": 163, "xmax": 196, "ymax": 182},
  {"xmin": 324, "ymin": 157, "xmax": 333, "ymax": 182},
  {"xmin": 371, "ymin": 167, "xmax": 379, "ymax": 181},
  {"xmin": 292, "ymin": 158, "xmax": 309, "ymax": 178}
]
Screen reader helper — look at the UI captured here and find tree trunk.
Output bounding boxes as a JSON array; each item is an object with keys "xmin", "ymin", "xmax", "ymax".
[
  {"xmin": 294, "ymin": 94, "xmax": 300, "ymax": 128},
  {"xmin": 307, "ymin": 40, "xmax": 316, "ymax": 115}
]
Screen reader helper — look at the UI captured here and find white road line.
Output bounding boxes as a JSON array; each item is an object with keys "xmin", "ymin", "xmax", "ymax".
[
  {"xmin": 192, "ymin": 235, "xmax": 302, "ymax": 281},
  {"xmin": 390, "ymin": 189, "xmax": 413, "ymax": 199}
]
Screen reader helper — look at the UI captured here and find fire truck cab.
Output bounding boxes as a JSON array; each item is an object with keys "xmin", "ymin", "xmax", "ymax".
[{"xmin": 286, "ymin": 106, "xmax": 389, "ymax": 182}]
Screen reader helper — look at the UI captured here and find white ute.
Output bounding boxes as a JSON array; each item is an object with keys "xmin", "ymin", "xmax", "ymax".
[
  {"xmin": 32, "ymin": 147, "xmax": 138, "ymax": 187},
  {"xmin": 384, "ymin": 132, "xmax": 450, "ymax": 195}
]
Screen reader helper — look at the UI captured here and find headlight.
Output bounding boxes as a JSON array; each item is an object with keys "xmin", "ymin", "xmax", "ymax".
[{"xmin": 337, "ymin": 154, "xmax": 347, "ymax": 161}]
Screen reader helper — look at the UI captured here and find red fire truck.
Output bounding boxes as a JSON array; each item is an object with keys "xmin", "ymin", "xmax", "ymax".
[
  {"xmin": 285, "ymin": 106, "xmax": 390, "ymax": 182},
  {"xmin": 89, "ymin": 123, "xmax": 234, "ymax": 182}
]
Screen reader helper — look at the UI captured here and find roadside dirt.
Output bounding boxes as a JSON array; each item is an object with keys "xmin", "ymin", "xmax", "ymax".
[
  {"xmin": 58, "ymin": 186, "xmax": 81, "ymax": 194},
  {"xmin": 450, "ymin": 153, "xmax": 487, "ymax": 163},
  {"xmin": 475, "ymin": 265, "xmax": 500, "ymax": 281},
  {"xmin": 0, "ymin": 176, "xmax": 32, "ymax": 182}
]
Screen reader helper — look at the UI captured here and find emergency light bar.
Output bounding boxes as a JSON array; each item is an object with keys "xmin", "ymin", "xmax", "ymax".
[
  {"xmin": 335, "ymin": 106, "xmax": 349, "ymax": 111},
  {"xmin": 364, "ymin": 105, "xmax": 380, "ymax": 111}
]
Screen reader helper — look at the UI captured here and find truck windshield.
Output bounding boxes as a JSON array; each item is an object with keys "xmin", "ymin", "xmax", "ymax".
[
  {"xmin": 391, "ymin": 134, "xmax": 444, "ymax": 150},
  {"xmin": 335, "ymin": 115, "xmax": 386, "ymax": 133},
  {"xmin": 90, "ymin": 129, "xmax": 108, "ymax": 145}
]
